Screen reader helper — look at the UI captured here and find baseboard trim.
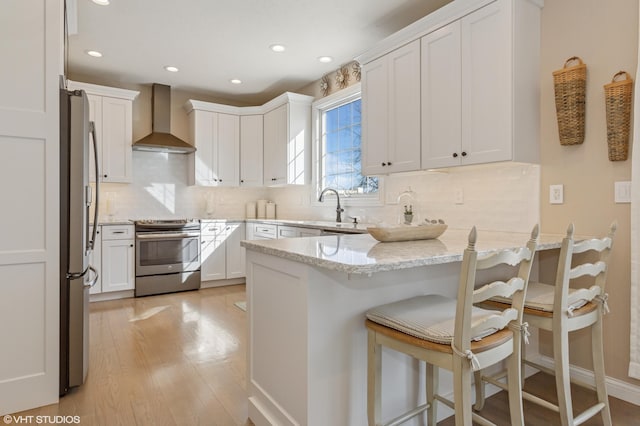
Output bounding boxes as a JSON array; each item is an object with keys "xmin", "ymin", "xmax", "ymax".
[{"xmin": 537, "ymin": 355, "xmax": 640, "ymax": 406}]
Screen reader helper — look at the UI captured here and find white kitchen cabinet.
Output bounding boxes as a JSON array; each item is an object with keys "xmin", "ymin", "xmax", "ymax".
[
  {"xmin": 361, "ymin": 39, "xmax": 421, "ymax": 175},
  {"xmin": 421, "ymin": 0, "xmax": 541, "ymax": 169},
  {"xmin": 67, "ymin": 81, "xmax": 139, "ymax": 183},
  {"xmin": 262, "ymin": 93, "xmax": 314, "ymax": 185},
  {"xmin": 225, "ymin": 222, "xmax": 246, "ymax": 279},
  {"xmin": 100, "ymin": 225, "xmax": 135, "ymax": 293},
  {"xmin": 88, "ymin": 225, "xmax": 102, "ymax": 295},
  {"xmin": 186, "ymin": 106, "xmax": 240, "ymax": 187},
  {"xmin": 277, "ymin": 225, "xmax": 322, "ymax": 239},
  {"xmin": 201, "ymin": 221, "xmax": 227, "ymax": 281},
  {"xmin": 240, "ymin": 114, "xmax": 264, "ymax": 187}
]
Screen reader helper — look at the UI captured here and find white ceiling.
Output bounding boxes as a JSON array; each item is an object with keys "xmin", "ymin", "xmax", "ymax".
[{"xmin": 67, "ymin": 0, "xmax": 451, "ymax": 104}]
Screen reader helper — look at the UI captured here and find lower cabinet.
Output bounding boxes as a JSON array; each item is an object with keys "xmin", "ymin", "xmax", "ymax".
[
  {"xmin": 277, "ymin": 225, "xmax": 322, "ymax": 238},
  {"xmin": 90, "ymin": 224, "xmax": 135, "ymax": 300},
  {"xmin": 201, "ymin": 220, "xmax": 246, "ymax": 286},
  {"xmin": 101, "ymin": 225, "xmax": 135, "ymax": 293}
]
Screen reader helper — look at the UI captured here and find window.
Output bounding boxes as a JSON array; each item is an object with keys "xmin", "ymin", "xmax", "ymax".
[{"xmin": 314, "ymin": 84, "xmax": 379, "ymax": 203}]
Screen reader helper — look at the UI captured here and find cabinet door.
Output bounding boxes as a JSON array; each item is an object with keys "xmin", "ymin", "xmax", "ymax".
[
  {"xmin": 461, "ymin": 1, "xmax": 511, "ymax": 165},
  {"xmin": 216, "ymin": 113, "xmax": 240, "ymax": 186},
  {"xmin": 86, "ymin": 94, "xmax": 102, "ymax": 182},
  {"xmin": 88, "ymin": 225, "xmax": 102, "ymax": 295},
  {"xmin": 421, "ymin": 22, "xmax": 462, "ymax": 169},
  {"xmin": 240, "ymin": 115, "xmax": 264, "ymax": 187},
  {"xmin": 361, "ymin": 56, "xmax": 389, "ymax": 175},
  {"xmin": 201, "ymin": 230, "xmax": 226, "ymax": 281},
  {"xmin": 190, "ymin": 110, "xmax": 216, "ymax": 185},
  {"xmin": 263, "ymin": 104, "xmax": 288, "ymax": 185},
  {"xmin": 387, "ymin": 39, "xmax": 421, "ymax": 173},
  {"xmin": 101, "ymin": 96, "xmax": 133, "ymax": 183},
  {"xmin": 101, "ymin": 239, "xmax": 134, "ymax": 292},
  {"xmin": 225, "ymin": 223, "xmax": 246, "ymax": 278}
]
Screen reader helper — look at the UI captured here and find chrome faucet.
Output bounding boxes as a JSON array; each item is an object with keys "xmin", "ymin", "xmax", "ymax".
[{"xmin": 318, "ymin": 188, "xmax": 344, "ymax": 223}]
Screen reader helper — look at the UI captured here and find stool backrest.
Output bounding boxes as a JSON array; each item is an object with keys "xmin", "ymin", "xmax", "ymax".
[
  {"xmin": 454, "ymin": 225, "xmax": 539, "ymax": 352},
  {"xmin": 553, "ymin": 222, "xmax": 616, "ymax": 317}
]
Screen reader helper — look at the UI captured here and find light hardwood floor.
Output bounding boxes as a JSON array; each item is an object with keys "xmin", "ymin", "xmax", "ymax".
[{"xmin": 14, "ymin": 284, "xmax": 639, "ymax": 425}]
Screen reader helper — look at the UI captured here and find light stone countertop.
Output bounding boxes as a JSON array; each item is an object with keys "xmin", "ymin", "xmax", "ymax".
[{"xmin": 241, "ymin": 228, "xmax": 567, "ymax": 275}]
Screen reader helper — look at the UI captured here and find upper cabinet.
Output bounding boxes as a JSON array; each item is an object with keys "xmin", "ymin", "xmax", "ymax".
[
  {"xmin": 240, "ymin": 114, "xmax": 264, "ymax": 187},
  {"xmin": 185, "ymin": 101, "xmax": 240, "ymax": 187},
  {"xmin": 67, "ymin": 81, "xmax": 139, "ymax": 183},
  {"xmin": 262, "ymin": 93, "xmax": 314, "ymax": 186},
  {"xmin": 358, "ymin": 0, "xmax": 542, "ymax": 172},
  {"xmin": 361, "ymin": 39, "xmax": 421, "ymax": 175},
  {"xmin": 185, "ymin": 92, "xmax": 312, "ymax": 188}
]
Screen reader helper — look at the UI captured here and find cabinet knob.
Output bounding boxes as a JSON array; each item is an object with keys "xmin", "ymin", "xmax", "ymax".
[
  {"xmin": 387, "ymin": 161, "xmax": 392, "ymax": 166},
  {"xmin": 240, "ymin": 179, "xmax": 244, "ymax": 183},
  {"xmin": 381, "ymin": 162, "xmax": 386, "ymax": 166},
  {"xmin": 452, "ymin": 153, "xmax": 458, "ymax": 158},
  {"xmin": 103, "ymin": 174, "xmax": 108, "ymax": 178},
  {"xmin": 129, "ymin": 244, "xmax": 133, "ymax": 248},
  {"xmin": 461, "ymin": 151, "xmax": 467, "ymax": 157}
]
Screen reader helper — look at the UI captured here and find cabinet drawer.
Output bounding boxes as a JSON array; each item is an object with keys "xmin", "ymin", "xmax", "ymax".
[
  {"xmin": 102, "ymin": 225, "xmax": 134, "ymax": 240},
  {"xmin": 201, "ymin": 221, "xmax": 227, "ymax": 236},
  {"xmin": 253, "ymin": 223, "xmax": 277, "ymax": 239}
]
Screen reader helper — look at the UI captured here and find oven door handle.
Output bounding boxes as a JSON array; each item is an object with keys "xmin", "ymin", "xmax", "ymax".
[{"xmin": 136, "ymin": 232, "xmax": 201, "ymax": 240}]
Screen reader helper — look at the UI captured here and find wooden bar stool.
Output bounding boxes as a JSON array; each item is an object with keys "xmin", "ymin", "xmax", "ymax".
[
  {"xmin": 477, "ymin": 223, "xmax": 616, "ymax": 426},
  {"xmin": 365, "ymin": 225, "xmax": 538, "ymax": 426}
]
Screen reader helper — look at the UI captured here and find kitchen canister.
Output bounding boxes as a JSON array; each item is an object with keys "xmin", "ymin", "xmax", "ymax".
[
  {"xmin": 256, "ymin": 199, "xmax": 268, "ymax": 219},
  {"xmin": 266, "ymin": 202, "xmax": 276, "ymax": 219},
  {"xmin": 245, "ymin": 202, "xmax": 257, "ymax": 219}
]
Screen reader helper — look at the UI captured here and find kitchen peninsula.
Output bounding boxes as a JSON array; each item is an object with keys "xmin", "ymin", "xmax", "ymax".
[{"xmin": 241, "ymin": 229, "xmax": 565, "ymax": 425}]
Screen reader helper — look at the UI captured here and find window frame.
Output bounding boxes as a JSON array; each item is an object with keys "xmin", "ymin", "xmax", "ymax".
[{"xmin": 311, "ymin": 83, "xmax": 384, "ymax": 207}]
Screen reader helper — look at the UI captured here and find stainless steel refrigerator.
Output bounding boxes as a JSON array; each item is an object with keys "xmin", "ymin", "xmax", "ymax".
[{"xmin": 59, "ymin": 83, "xmax": 99, "ymax": 395}]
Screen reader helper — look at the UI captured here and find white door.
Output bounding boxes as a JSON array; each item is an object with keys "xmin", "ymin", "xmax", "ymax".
[
  {"xmin": 361, "ymin": 56, "xmax": 389, "ymax": 175},
  {"xmin": 101, "ymin": 240, "xmax": 135, "ymax": 292},
  {"xmin": 0, "ymin": 0, "xmax": 61, "ymax": 414},
  {"xmin": 421, "ymin": 22, "xmax": 462, "ymax": 169},
  {"xmin": 240, "ymin": 114, "xmax": 264, "ymax": 187},
  {"xmin": 263, "ymin": 104, "xmax": 287, "ymax": 185},
  {"xmin": 216, "ymin": 113, "xmax": 240, "ymax": 186},
  {"xmin": 225, "ymin": 223, "xmax": 246, "ymax": 279},
  {"xmin": 101, "ymin": 96, "xmax": 133, "ymax": 183},
  {"xmin": 201, "ymin": 236, "xmax": 226, "ymax": 281}
]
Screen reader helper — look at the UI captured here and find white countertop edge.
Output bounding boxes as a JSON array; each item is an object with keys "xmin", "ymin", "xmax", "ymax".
[{"xmin": 241, "ymin": 230, "xmax": 567, "ymax": 275}]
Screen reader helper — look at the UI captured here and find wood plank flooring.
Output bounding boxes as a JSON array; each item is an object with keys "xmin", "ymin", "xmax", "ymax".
[{"xmin": 13, "ymin": 284, "xmax": 640, "ymax": 425}]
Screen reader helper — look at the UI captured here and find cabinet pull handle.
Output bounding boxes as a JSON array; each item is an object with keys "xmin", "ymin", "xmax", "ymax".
[
  {"xmin": 453, "ymin": 153, "xmax": 458, "ymax": 158},
  {"xmin": 113, "ymin": 231, "xmax": 125, "ymax": 234},
  {"xmin": 461, "ymin": 151, "xmax": 467, "ymax": 157}
]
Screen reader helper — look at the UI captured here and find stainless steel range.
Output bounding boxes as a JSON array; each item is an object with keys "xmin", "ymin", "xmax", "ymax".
[{"xmin": 134, "ymin": 219, "xmax": 201, "ymax": 297}]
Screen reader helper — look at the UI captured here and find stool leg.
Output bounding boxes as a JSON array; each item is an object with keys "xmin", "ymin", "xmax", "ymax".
[
  {"xmin": 507, "ymin": 339, "xmax": 525, "ymax": 426},
  {"xmin": 452, "ymin": 357, "xmax": 472, "ymax": 426},
  {"xmin": 473, "ymin": 369, "xmax": 486, "ymax": 411},
  {"xmin": 367, "ymin": 329, "xmax": 381, "ymax": 426},
  {"xmin": 554, "ymin": 324, "xmax": 573, "ymax": 426},
  {"xmin": 426, "ymin": 363, "xmax": 437, "ymax": 425},
  {"xmin": 592, "ymin": 311, "xmax": 612, "ymax": 426}
]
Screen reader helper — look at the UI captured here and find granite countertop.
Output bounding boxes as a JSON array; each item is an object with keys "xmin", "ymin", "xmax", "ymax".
[
  {"xmin": 241, "ymin": 228, "xmax": 566, "ymax": 275},
  {"xmin": 246, "ymin": 218, "xmax": 369, "ymax": 234}
]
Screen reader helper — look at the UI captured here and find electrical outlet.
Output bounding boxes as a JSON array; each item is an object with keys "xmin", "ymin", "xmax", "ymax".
[
  {"xmin": 549, "ymin": 184, "xmax": 564, "ymax": 204},
  {"xmin": 615, "ymin": 181, "xmax": 632, "ymax": 203},
  {"xmin": 454, "ymin": 188, "xmax": 464, "ymax": 204}
]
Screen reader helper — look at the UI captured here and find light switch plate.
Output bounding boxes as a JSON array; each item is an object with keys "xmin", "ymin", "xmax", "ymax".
[
  {"xmin": 550, "ymin": 184, "xmax": 564, "ymax": 204},
  {"xmin": 615, "ymin": 181, "xmax": 632, "ymax": 203},
  {"xmin": 454, "ymin": 187, "xmax": 464, "ymax": 204}
]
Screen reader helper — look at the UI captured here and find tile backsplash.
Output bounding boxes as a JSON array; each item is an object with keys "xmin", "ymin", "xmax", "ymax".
[{"xmin": 98, "ymin": 152, "xmax": 539, "ymax": 233}]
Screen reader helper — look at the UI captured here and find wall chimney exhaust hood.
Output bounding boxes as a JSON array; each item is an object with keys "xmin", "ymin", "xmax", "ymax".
[{"xmin": 132, "ymin": 83, "xmax": 196, "ymax": 154}]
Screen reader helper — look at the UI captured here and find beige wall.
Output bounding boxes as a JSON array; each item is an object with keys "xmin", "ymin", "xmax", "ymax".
[{"xmin": 539, "ymin": 0, "xmax": 638, "ymax": 385}]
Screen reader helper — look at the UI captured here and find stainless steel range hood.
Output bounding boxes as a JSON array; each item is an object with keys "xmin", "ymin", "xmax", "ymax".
[{"xmin": 132, "ymin": 83, "xmax": 196, "ymax": 154}]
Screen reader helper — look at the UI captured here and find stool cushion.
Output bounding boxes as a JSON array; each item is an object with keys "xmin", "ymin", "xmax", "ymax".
[
  {"xmin": 366, "ymin": 294, "xmax": 512, "ymax": 344},
  {"xmin": 491, "ymin": 281, "xmax": 600, "ymax": 313}
]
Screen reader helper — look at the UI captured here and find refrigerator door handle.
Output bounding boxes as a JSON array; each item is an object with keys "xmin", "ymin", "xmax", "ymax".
[
  {"xmin": 84, "ymin": 265, "xmax": 99, "ymax": 288},
  {"xmin": 89, "ymin": 121, "xmax": 100, "ymax": 252}
]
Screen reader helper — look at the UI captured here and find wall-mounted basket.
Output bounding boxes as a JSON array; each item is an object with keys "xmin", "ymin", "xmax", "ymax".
[
  {"xmin": 553, "ymin": 56, "xmax": 587, "ymax": 145},
  {"xmin": 604, "ymin": 71, "xmax": 634, "ymax": 161}
]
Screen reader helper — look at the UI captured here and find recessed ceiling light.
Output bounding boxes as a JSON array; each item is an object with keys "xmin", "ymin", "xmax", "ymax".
[
  {"xmin": 91, "ymin": 0, "xmax": 110, "ymax": 5},
  {"xmin": 86, "ymin": 50, "xmax": 102, "ymax": 57},
  {"xmin": 230, "ymin": 79, "xmax": 242, "ymax": 85},
  {"xmin": 270, "ymin": 44, "xmax": 286, "ymax": 53},
  {"xmin": 164, "ymin": 66, "xmax": 179, "ymax": 73},
  {"xmin": 318, "ymin": 56, "xmax": 333, "ymax": 63}
]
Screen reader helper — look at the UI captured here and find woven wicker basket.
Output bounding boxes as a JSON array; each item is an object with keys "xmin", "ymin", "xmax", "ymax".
[
  {"xmin": 604, "ymin": 71, "xmax": 633, "ymax": 161},
  {"xmin": 553, "ymin": 57, "xmax": 587, "ymax": 145}
]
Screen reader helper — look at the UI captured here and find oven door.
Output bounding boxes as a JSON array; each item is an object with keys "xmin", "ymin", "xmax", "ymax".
[{"xmin": 135, "ymin": 231, "xmax": 201, "ymax": 276}]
